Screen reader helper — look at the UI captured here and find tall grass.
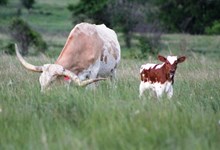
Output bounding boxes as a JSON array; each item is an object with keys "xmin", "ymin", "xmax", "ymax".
[
  {"xmin": 1, "ymin": 0, "xmax": 220, "ymax": 149},
  {"xmin": 0, "ymin": 53, "xmax": 220, "ymax": 150}
]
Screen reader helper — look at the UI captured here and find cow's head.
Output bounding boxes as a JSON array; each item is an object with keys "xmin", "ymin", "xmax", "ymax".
[
  {"xmin": 158, "ymin": 55, "xmax": 186, "ymax": 76},
  {"xmin": 39, "ymin": 64, "xmax": 67, "ymax": 91},
  {"xmin": 15, "ymin": 44, "xmax": 105, "ymax": 92}
]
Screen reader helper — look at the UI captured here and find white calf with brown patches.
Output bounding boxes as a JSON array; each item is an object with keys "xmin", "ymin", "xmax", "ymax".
[
  {"xmin": 139, "ymin": 55, "xmax": 186, "ymax": 99},
  {"xmin": 15, "ymin": 23, "xmax": 121, "ymax": 92}
]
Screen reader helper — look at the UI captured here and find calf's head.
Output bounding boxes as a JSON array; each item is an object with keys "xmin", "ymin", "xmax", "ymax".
[
  {"xmin": 15, "ymin": 44, "xmax": 105, "ymax": 92},
  {"xmin": 158, "ymin": 55, "xmax": 186, "ymax": 76}
]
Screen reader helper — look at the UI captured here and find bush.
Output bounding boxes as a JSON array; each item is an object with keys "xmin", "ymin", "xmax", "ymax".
[
  {"xmin": 3, "ymin": 43, "xmax": 15, "ymax": 55},
  {"xmin": 137, "ymin": 34, "xmax": 161, "ymax": 58},
  {"xmin": 0, "ymin": 0, "xmax": 7, "ymax": 5},
  {"xmin": 20, "ymin": 0, "xmax": 35, "ymax": 11},
  {"xmin": 9, "ymin": 18, "xmax": 47, "ymax": 56},
  {"xmin": 205, "ymin": 21, "xmax": 220, "ymax": 35},
  {"xmin": 68, "ymin": 0, "xmax": 153, "ymax": 48}
]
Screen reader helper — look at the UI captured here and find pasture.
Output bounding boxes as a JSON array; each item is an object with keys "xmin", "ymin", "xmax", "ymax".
[
  {"xmin": 0, "ymin": 0, "xmax": 220, "ymax": 149},
  {"xmin": 1, "ymin": 45, "xmax": 220, "ymax": 150}
]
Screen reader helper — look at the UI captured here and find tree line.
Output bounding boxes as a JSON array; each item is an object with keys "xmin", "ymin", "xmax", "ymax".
[
  {"xmin": 68, "ymin": 0, "xmax": 220, "ymax": 57},
  {"xmin": 1, "ymin": 0, "xmax": 220, "ymax": 56}
]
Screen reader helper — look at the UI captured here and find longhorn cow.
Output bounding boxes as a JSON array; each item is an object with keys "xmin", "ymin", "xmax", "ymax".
[{"xmin": 15, "ymin": 22, "xmax": 121, "ymax": 92}]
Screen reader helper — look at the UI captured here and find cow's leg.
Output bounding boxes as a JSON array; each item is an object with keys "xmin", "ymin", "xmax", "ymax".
[
  {"xmin": 154, "ymin": 86, "xmax": 163, "ymax": 99},
  {"xmin": 164, "ymin": 83, "xmax": 173, "ymax": 99},
  {"xmin": 166, "ymin": 86, "xmax": 173, "ymax": 99},
  {"xmin": 89, "ymin": 72, "xmax": 100, "ymax": 89},
  {"xmin": 86, "ymin": 60, "xmax": 101, "ymax": 89},
  {"xmin": 110, "ymin": 70, "xmax": 116, "ymax": 81},
  {"xmin": 109, "ymin": 69, "xmax": 118, "ymax": 88},
  {"xmin": 139, "ymin": 81, "xmax": 147, "ymax": 98},
  {"xmin": 155, "ymin": 91, "xmax": 162, "ymax": 99}
]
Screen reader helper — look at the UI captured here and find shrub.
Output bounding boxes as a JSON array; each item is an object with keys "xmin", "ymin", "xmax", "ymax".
[
  {"xmin": 20, "ymin": 0, "xmax": 35, "ymax": 11},
  {"xmin": 0, "ymin": 0, "xmax": 7, "ymax": 5},
  {"xmin": 3, "ymin": 43, "xmax": 15, "ymax": 55},
  {"xmin": 205, "ymin": 21, "xmax": 220, "ymax": 35},
  {"xmin": 137, "ymin": 34, "xmax": 161, "ymax": 58},
  {"xmin": 9, "ymin": 18, "xmax": 47, "ymax": 56},
  {"xmin": 68, "ymin": 0, "xmax": 152, "ymax": 48}
]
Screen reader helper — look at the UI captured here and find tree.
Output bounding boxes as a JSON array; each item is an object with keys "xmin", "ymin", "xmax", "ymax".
[
  {"xmin": 67, "ymin": 0, "xmax": 111, "ymax": 27},
  {"xmin": 9, "ymin": 18, "xmax": 47, "ymax": 56},
  {"xmin": 108, "ymin": 0, "xmax": 147, "ymax": 48},
  {"xmin": 154, "ymin": 0, "xmax": 220, "ymax": 34},
  {"xmin": 68, "ymin": 0, "xmax": 153, "ymax": 48},
  {"xmin": 20, "ymin": 0, "xmax": 35, "ymax": 11},
  {"xmin": 0, "ymin": 0, "xmax": 7, "ymax": 5}
]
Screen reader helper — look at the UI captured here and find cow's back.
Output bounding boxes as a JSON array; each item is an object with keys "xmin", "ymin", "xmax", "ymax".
[{"xmin": 55, "ymin": 23, "xmax": 104, "ymax": 74}]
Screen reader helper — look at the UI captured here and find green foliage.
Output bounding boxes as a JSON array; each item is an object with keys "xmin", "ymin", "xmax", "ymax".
[
  {"xmin": 137, "ymin": 34, "xmax": 161, "ymax": 58},
  {"xmin": 1, "ymin": 53, "xmax": 220, "ymax": 150},
  {"xmin": 31, "ymin": 31, "xmax": 47, "ymax": 53},
  {"xmin": 0, "ymin": 0, "xmax": 7, "ymax": 5},
  {"xmin": 9, "ymin": 18, "xmax": 47, "ymax": 56},
  {"xmin": 20, "ymin": 0, "xmax": 35, "ymax": 10},
  {"xmin": 205, "ymin": 20, "xmax": 220, "ymax": 35},
  {"xmin": 2, "ymin": 43, "xmax": 15, "ymax": 55},
  {"xmin": 68, "ymin": 0, "xmax": 157, "ymax": 48},
  {"xmin": 154, "ymin": 0, "xmax": 220, "ymax": 34},
  {"xmin": 108, "ymin": 0, "xmax": 147, "ymax": 48},
  {"xmin": 67, "ymin": 0, "xmax": 109, "ymax": 24}
]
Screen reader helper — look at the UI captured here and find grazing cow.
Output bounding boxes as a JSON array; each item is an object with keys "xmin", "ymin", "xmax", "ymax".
[
  {"xmin": 139, "ymin": 55, "xmax": 186, "ymax": 99},
  {"xmin": 15, "ymin": 22, "xmax": 121, "ymax": 92}
]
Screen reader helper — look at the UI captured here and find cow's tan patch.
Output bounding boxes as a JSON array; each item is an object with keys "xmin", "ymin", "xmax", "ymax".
[
  {"xmin": 55, "ymin": 23, "xmax": 104, "ymax": 74},
  {"xmin": 108, "ymin": 41, "xmax": 118, "ymax": 60}
]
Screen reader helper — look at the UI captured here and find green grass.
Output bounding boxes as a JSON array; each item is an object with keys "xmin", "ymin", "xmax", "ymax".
[
  {"xmin": 161, "ymin": 34, "xmax": 220, "ymax": 58},
  {"xmin": 0, "ymin": 0, "xmax": 220, "ymax": 149},
  {"xmin": 0, "ymin": 0, "xmax": 78, "ymax": 55},
  {"xmin": 0, "ymin": 53, "xmax": 220, "ymax": 150},
  {"xmin": 0, "ymin": 0, "xmax": 78, "ymax": 33}
]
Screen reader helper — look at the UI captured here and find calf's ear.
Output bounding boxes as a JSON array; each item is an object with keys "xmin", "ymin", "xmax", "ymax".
[
  {"xmin": 158, "ymin": 55, "xmax": 167, "ymax": 62},
  {"xmin": 177, "ymin": 56, "xmax": 186, "ymax": 63}
]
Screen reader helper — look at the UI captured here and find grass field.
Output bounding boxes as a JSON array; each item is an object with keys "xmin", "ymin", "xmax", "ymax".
[
  {"xmin": 0, "ymin": 52, "xmax": 220, "ymax": 150},
  {"xmin": 1, "ymin": 0, "xmax": 220, "ymax": 150}
]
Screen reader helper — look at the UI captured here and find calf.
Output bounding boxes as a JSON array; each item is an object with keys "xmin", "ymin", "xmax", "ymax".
[{"xmin": 139, "ymin": 55, "xmax": 186, "ymax": 99}]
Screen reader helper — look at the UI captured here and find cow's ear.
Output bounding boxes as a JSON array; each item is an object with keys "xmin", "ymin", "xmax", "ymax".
[
  {"xmin": 177, "ymin": 56, "xmax": 186, "ymax": 63},
  {"xmin": 158, "ymin": 55, "xmax": 166, "ymax": 62}
]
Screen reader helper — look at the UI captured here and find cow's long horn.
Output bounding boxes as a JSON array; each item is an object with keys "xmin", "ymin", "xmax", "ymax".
[
  {"xmin": 61, "ymin": 69, "xmax": 106, "ymax": 87},
  {"xmin": 15, "ymin": 44, "xmax": 43, "ymax": 72}
]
